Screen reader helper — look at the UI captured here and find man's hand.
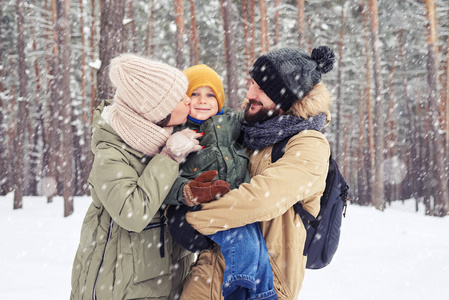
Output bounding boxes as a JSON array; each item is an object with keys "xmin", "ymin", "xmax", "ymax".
[{"xmin": 183, "ymin": 170, "xmax": 230, "ymax": 206}]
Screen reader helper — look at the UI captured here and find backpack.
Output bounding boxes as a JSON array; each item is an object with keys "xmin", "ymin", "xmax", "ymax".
[{"xmin": 271, "ymin": 136, "xmax": 349, "ymax": 269}]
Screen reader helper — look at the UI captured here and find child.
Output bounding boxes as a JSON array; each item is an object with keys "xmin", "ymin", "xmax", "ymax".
[{"xmin": 165, "ymin": 65, "xmax": 277, "ymax": 300}]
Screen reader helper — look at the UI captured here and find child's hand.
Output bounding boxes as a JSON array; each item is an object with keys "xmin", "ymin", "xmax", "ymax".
[
  {"xmin": 160, "ymin": 129, "xmax": 202, "ymax": 163},
  {"xmin": 183, "ymin": 170, "xmax": 230, "ymax": 206}
]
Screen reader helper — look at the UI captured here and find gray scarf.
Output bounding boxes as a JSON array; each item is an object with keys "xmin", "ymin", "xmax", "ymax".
[{"xmin": 241, "ymin": 113, "xmax": 327, "ymax": 150}]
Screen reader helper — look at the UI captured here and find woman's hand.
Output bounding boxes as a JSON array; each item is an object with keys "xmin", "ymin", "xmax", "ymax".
[
  {"xmin": 160, "ymin": 129, "xmax": 203, "ymax": 163},
  {"xmin": 183, "ymin": 170, "xmax": 230, "ymax": 206}
]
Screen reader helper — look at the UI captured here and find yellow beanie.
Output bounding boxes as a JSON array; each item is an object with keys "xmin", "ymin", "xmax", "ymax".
[{"xmin": 183, "ymin": 64, "xmax": 225, "ymax": 111}]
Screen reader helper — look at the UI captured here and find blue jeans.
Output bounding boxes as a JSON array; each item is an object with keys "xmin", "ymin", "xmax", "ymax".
[{"xmin": 208, "ymin": 223, "xmax": 277, "ymax": 300}]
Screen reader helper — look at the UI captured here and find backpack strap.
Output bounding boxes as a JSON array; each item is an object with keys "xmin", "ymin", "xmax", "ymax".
[
  {"xmin": 293, "ymin": 201, "xmax": 316, "ymax": 256},
  {"xmin": 293, "ymin": 202, "xmax": 316, "ymax": 222},
  {"xmin": 271, "ymin": 135, "xmax": 321, "ymax": 256},
  {"xmin": 271, "ymin": 137, "xmax": 290, "ymax": 163}
]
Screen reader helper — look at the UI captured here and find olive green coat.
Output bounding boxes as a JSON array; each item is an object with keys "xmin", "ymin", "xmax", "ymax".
[{"xmin": 71, "ymin": 101, "xmax": 194, "ymax": 300}]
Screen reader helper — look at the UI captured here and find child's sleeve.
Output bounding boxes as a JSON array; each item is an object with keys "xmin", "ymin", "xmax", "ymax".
[
  {"xmin": 236, "ymin": 110, "xmax": 245, "ymax": 124},
  {"xmin": 166, "ymin": 204, "xmax": 214, "ymax": 252},
  {"xmin": 163, "ymin": 176, "xmax": 189, "ymax": 205}
]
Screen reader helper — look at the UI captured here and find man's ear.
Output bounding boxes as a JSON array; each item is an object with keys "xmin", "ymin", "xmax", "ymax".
[{"xmin": 274, "ymin": 103, "xmax": 285, "ymax": 115}]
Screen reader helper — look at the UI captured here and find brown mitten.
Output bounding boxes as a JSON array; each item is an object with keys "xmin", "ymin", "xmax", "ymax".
[{"xmin": 183, "ymin": 170, "xmax": 230, "ymax": 206}]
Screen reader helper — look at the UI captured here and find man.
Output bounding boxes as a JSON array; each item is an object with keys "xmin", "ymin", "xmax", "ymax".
[{"xmin": 181, "ymin": 46, "xmax": 336, "ymax": 299}]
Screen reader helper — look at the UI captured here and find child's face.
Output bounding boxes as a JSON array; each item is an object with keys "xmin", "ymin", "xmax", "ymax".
[{"xmin": 189, "ymin": 86, "xmax": 219, "ymax": 121}]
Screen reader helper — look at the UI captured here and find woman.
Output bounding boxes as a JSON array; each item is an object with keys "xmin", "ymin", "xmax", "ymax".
[{"xmin": 70, "ymin": 54, "xmax": 202, "ymax": 300}]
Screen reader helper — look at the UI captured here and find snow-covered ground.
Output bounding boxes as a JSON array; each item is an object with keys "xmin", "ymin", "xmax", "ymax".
[{"xmin": 1, "ymin": 194, "xmax": 448, "ymax": 300}]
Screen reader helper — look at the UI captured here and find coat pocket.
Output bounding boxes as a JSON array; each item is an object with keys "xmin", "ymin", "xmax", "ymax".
[
  {"xmin": 129, "ymin": 222, "xmax": 172, "ymax": 283},
  {"xmin": 234, "ymin": 151, "xmax": 250, "ymax": 187},
  {"xmin": 179, "ymin": 147, "xmax": 217, "ymax": 179}
]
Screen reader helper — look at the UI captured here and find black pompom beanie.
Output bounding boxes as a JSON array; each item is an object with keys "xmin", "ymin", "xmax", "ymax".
[{"xmin": 249, "ymin": 45, "xmax": 335, "ymax": 112}]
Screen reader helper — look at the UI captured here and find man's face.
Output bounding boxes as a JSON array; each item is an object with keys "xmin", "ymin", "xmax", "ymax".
[{"xmin": 244, "ymin": 79, "xmax": 282, "ymax": 124}]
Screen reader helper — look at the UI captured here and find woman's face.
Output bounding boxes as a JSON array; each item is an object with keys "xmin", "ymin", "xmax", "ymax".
[{"xmin": 166, "ymin": 94, "xmax": 191, "ymax": 126}]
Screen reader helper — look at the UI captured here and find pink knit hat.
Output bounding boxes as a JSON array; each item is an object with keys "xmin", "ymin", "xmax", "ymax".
[{"xmin": 108, "ymin": 54, "xmax": 188, "ymax": 156}]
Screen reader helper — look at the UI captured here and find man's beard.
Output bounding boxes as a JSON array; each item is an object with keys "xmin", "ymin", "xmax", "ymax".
[{"xmin": 243, "ymin": 101, "xmax": 281, "ymax": 124}]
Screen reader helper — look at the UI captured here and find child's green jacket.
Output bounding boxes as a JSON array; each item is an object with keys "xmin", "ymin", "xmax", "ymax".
[{"xmin": 165, "ymin": 107, "xmax": 250, "ymax": 205}]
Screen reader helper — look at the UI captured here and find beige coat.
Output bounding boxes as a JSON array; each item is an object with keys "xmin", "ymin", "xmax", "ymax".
[
  {"xmin": 182, "ymin": 122, "xmax": 330, "ymax": 299},
  {"xmin": 181, "ymin": 83, "xmax": 333, "ymax": 299}
]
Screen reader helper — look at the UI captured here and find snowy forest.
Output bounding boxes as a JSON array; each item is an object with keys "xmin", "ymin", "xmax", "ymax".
[{"xmin": 1, "ymin": 0, "xmax": 448, "ymax": 217}]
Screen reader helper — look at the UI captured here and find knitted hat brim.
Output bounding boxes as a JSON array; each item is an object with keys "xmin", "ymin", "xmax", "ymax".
[
  {"xmin": 249, "ymin": 56, "xmax": 299, "ymax": 112},
  {"xmin": 183, "ymin": 65, "xmax": 225, "ymax": 111}
]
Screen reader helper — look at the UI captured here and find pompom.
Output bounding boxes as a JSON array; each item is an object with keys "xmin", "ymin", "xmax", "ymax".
[{"xmin": 311, "ymin": 45, "xmax": 336, "ymax": 74}]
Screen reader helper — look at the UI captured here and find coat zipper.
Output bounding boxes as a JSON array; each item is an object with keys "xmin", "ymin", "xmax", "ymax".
[{"xmin": 93, "ymin": 218, "xmax": 114, "ymax": 300}]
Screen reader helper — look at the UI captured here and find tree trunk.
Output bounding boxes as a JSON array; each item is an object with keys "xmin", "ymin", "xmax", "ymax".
[
  {"xmin": 362, "ymin": 4, "xmax": 376, "ymax": 207},
  {"xmin": 357, "ymin": 87, "xmax": 368, "ymax": 205},
  {"xmin": 259, "ymin": 0, "xmax": 269, "ymax": 53},
  {"xmin": 273, "ymin": 0, "xmax": 280, "ymax": 46},
  {"xmin": 342, "ymin": 115, "xmax": 350, "ymax": 180},
  {"xmin": 174, "ymin": 0, "xmax": 185, "ymax": 69},
  {"xmin": 90, "ymin": 0, "xmax": 97, "ymax": 114},
  {"xmin": 29, "ymin": 24, "xmax": 45, "ymax": 197},
  {"xmin": 435, "ymin": 4, "xmax": 446, "ymax": 156},
  {"xmin": 368, "ymin": 0, "xmax": 386, "ymax": 211},
  {"xmin": 41, "ymin": 0, "xmax": 57, "ymax": 203},
  {"xmin": 79, "ymin": 0, "xmax": 87, "ymax": 107},
  {"xmin": 128, "ymin": 0, "xmax": 137, "ymax": 52},
  {"xmin": 306, "ymin": 15, "xmax": 313, "ymax": 53},
  {"xmin": 145, "ymin": 1, "xmax": 155, "ymax": 57},
  {"xmin": 335, "ymin": 9, "xmax": 344, "ymax": 163},
  {"xmin": 421, "ymin": 97, "xmax": 432, "ymax": 214},
  {"xmin": 0, "ymin": 0, "xmax": 9, "ymax": 195},
  {"xmin": 398, "ymin": 29, "xmax": 418, "ymax": 200},
  {"xmin": 188, "ymin": 0, "xmax": 199, "ymax": 65},
  {"xmin": 14, "ymin": 0, "xmax": 29, "ymax": 209},
  {"xmin": 249, "ymin": 0, "xmax": 255, "ymax": 65},
  {"xmin": 386, "ymin": 58, "xmax": 397, "ymax": 203},
  {"xmin": 297, "ymin": 0, "xmax": 305, "ymax": 48},
  {"xmin": 424, "ymin": 0, "xmax": 449, "ymax": 216},
  {"xmin": 77, "ymin": 0, "xmax": 90, "ymax": 196},
  {"xmin": 220, "ymin": 0, "xmax": 240, "ymax": 111},
  {"xmin": 446, "ymin": 2, "xmax": 449, "ymax": 171},
  {"xmin": 8, "ymin": 52, "xmax": 18, "ymax": 200},
  {"xmin": 0, "ymin": 90, "xmax": 7, "ymax": 195},
  {"xmin": 415, "ymin": 92, "xmax": 423, "ymax": 208},
  {"xmin": 56, "ymin": 0, "xmax": 74, "ymax": 217},
  {"xmin": 97, "ymin": 0, "xmax": 125, "ymax": 104},
  {"xmin": 83, "ymin": 0, "xmax": 96, "ymax": 195},
  {"xmin": 242, "ymin": 0, "xmax": 251, "ymax": 86}
]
